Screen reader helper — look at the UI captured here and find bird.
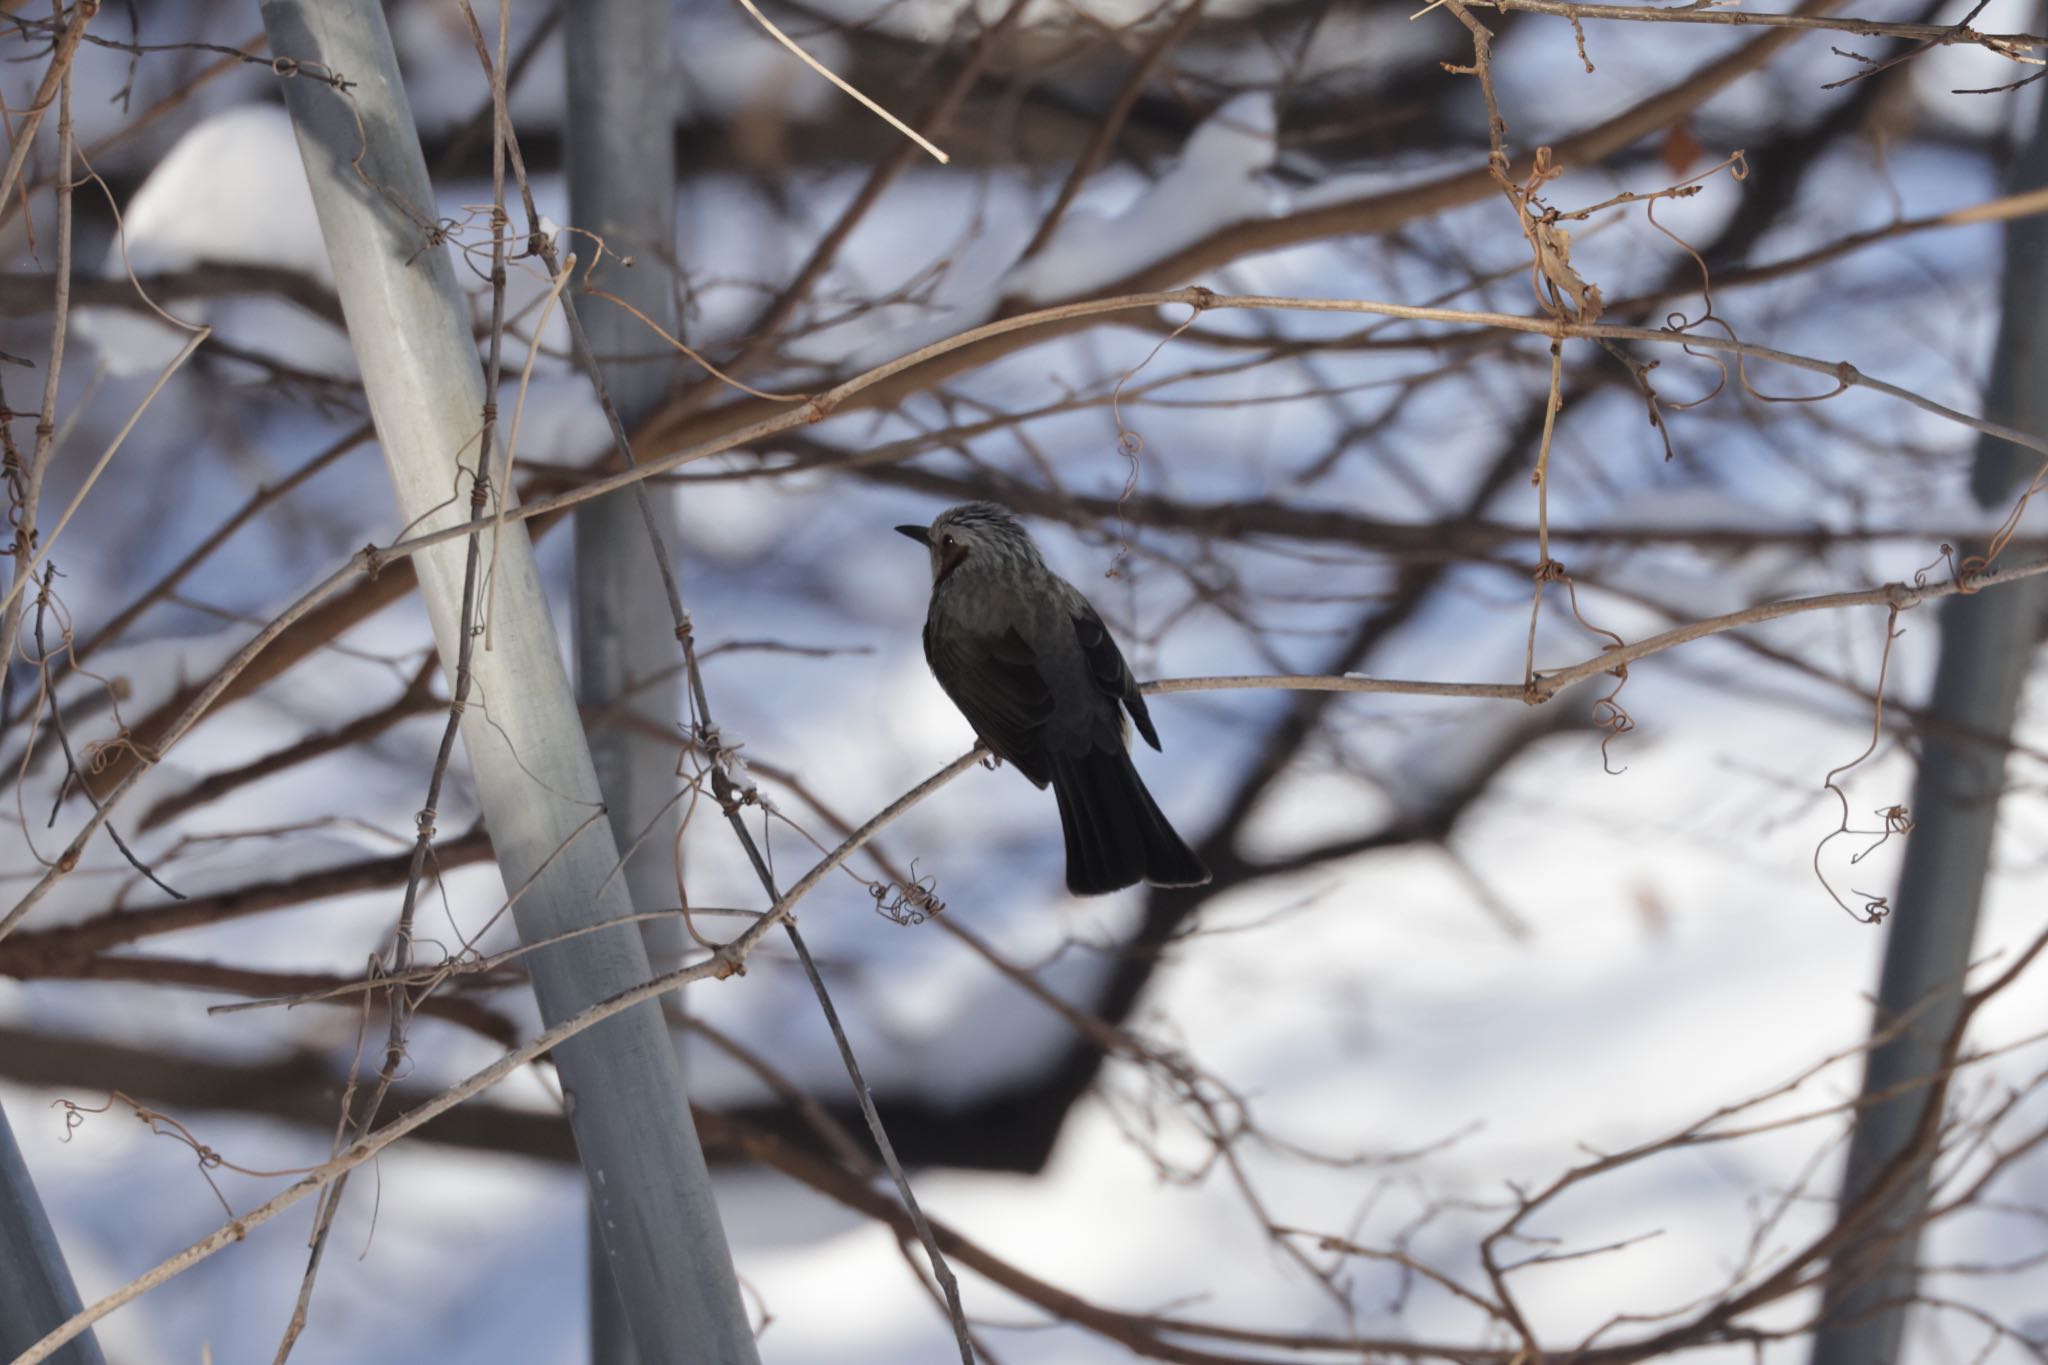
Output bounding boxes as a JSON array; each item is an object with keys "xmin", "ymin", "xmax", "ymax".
[{"xmin": 896, "ymin": 501, "xmax": 1211, "ymax": 896}]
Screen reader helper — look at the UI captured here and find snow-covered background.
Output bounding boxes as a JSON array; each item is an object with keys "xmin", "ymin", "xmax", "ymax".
[{"xmin": 3, "ymin": 0, "xmax": 2047, "ymax": 1361}]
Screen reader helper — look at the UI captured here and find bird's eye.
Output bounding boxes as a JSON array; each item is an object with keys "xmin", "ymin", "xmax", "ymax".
[{"xmin": 940, "ymin": 534, "xmax": 955, "ymax": 548}]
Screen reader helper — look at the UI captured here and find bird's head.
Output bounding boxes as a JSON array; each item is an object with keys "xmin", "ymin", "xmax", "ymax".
[{"xmin": 895, "ymin": 501, "xmax": 1034, "ymax": 587}]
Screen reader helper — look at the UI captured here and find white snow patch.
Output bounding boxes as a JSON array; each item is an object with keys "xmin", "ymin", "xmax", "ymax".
[
  {"xmin": 74, "ymin": 105, "xmax": 351, "ymax": 380},
  {"xmin": 1003, "ymin": 93, "xmax": 1282, "ymax": 302}
]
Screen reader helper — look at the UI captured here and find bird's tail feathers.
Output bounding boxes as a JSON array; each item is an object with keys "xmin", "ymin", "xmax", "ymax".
[{"xmin": 1051, "ymin": 749, "xmax": 1210, "ymax": 896}]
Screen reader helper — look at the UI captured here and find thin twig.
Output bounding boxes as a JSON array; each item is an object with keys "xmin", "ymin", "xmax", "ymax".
[
  {"xmin": 14, "ymin": 744, "xmax": 986, "ymax": 1365},
  {"xmin": 731, "ymin": 0, "xmax": 950, "ymax": 163},
  {"xmin": 0, "ymin": 41, "xmax": 81, "ymax": 722},
  {"xmin": 0, "ymin": 1, "xmax": 96, "ymax": 227}
]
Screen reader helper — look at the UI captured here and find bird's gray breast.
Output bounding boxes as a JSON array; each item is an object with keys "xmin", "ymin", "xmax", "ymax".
[{"xmin": 930, "ymin": 566, "xmax": 1116, "ymax": 754}]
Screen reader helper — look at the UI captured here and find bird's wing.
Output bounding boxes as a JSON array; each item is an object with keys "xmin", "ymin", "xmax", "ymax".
[
  {"xmin": 1072, "ymin": 605, "xmax": 1160, "ymax": 751},
  {"xmin": 924, "ymin": 619, "xmax": 1057, "ymax": 786}
]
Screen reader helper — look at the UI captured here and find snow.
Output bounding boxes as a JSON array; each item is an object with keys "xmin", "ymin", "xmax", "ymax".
[
  {"xmin": 1003, "ymin": 93, "xmax": 1283, "ymax": 302},
  {"xmin": 74, "ymin": 104, "xmax": 354, "ymax": 381}
]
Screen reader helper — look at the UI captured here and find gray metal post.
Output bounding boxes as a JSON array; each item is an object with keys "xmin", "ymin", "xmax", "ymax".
[
  {"xmin": 565, "ymin": 3, "xmax": 684, "ymax": 1361},
  {"xmin": 0, "ymin": 1099, "xmax": 105, "ymax": 1365},
  {"xmin": 1809, "ymin": 102, "xmax": 2048, "ymax": 1365},
  {"xmin": 257, "ymin": 4, "xmax": 758, "ymax": 1361}
]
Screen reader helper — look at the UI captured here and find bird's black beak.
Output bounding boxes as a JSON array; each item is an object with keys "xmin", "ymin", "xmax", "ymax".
[{"xmin": 894, "ymin": 524, "xmax": 930, "ymax": 545}]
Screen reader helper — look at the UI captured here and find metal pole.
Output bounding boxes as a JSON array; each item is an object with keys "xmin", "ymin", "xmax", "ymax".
[
  {"xmin": 1809, "ymin": 99, "xmax": 2048, "ymax": 1365},
  {"xmin": 564, "ymin": 3, "xmax": 684, "ymax": 1361},
  {"xmin": 258, "ymin": 4, "xmax": 758, "ymax": 1360},
  {"xmin": 0, "ymin": 1098, "xmax": 105, "ymax": 1365}
]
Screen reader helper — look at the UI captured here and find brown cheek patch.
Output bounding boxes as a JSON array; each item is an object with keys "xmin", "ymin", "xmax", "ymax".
[{"xmin": 935, "ymin": 541, "xmax": 971, "ymax": 585}]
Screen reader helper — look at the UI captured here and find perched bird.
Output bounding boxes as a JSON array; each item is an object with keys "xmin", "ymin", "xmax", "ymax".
[{"xmin": 897, "ymin": 502, "xmax": 1211, "ymax": 896}]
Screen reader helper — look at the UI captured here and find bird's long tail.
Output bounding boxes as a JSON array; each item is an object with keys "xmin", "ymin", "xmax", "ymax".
[{"xmin": 1050, "ymin": 749, "xmax": 1210, "ymax": 896}]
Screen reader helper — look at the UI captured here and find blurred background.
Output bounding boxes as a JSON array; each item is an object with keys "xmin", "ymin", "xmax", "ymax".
[{"xmin": 2, "ymin": 0, "xmax": 2047, "ymax": 1360}]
